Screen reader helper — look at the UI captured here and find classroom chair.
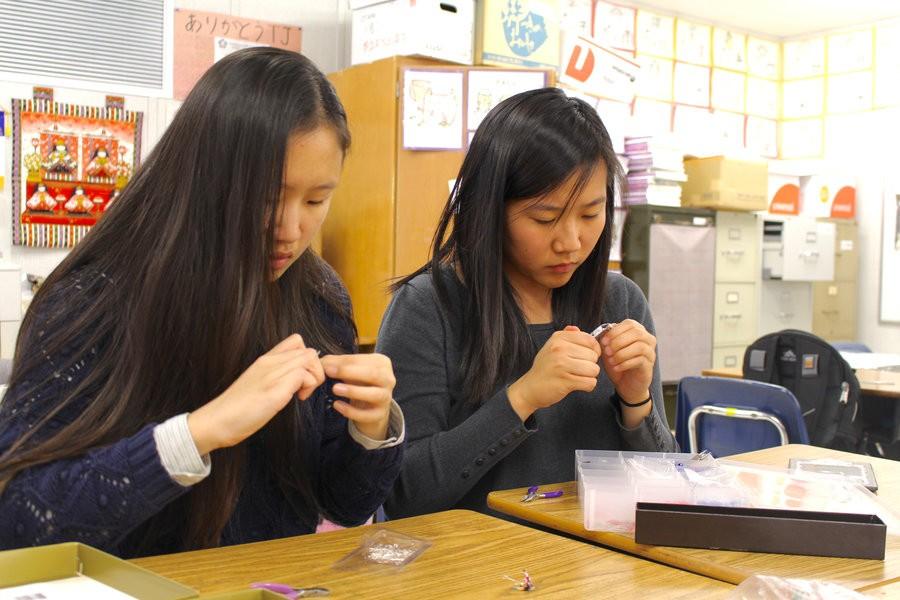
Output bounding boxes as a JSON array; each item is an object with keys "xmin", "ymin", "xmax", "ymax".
[
  {"xmin": 675, "ymin": 376, "xmax": 810, "ymax": 457},
  {"xmin": 832, "ymin": 341, "xmax": 873, "ymax": 353}
]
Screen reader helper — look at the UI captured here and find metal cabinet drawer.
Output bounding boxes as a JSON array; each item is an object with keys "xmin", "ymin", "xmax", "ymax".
[
  {"xmin": 713, "ymin": 345, "xmax": 747, "ymax": 369},
  {"xmin": 760, "ymin": 280, "xmax": 812, "ymax": 335},
  {"xmin": 715, "ymin": 211, "xmax": 760, "ymax": 283},
  {"xmin": 713, "ymin": 283, "xmax": 758, "ymax": 346},
  {"xmin": 813, "ymin": 281, "xmax": 857, "ymax": 341}
]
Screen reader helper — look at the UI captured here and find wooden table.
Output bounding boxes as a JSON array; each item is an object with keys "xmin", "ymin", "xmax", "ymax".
[
  {"xmin": 133, "ymin": 509, "xmax": 733, "ymax": 599},
  {"xmin": 701, "ymin": 367, "xmax": 900, "ymax": 399},
  {"xmin": 487, "ymin": 444, "xmax": 900, "ymax": 593}
]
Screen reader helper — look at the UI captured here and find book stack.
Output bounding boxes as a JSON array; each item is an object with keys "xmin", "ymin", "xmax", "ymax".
[{"xmin": 623, "ymin": 136, "xmax": 687, "ymax": 207}]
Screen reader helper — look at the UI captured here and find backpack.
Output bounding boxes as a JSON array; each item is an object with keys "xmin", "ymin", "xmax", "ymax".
[{"xmin": 742, "ymin": 329, "xmax": 861, "ymax": 450}]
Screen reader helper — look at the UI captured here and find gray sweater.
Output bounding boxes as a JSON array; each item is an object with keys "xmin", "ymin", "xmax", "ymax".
[{"xmin": 377, "ymin": 269, "xmax": 677, "ymax": 519}]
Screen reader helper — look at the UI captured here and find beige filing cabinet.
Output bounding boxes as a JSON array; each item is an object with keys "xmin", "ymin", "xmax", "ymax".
[
  {"xmin": 712, "ymin": 211, "xmax": 761, "ymax": 369},
  {"xmin": 813, "ymin": 219, "xmax": 858, "ymax": 341}
]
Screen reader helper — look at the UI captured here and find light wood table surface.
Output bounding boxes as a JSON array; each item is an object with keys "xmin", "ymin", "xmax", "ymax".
[
  {"xmin": 487, "ymin": 444, "xmax": 900, "ymax": 593},
  {"xmin": 132, "ymin": 509, "xmax": 733, "ymax": 599},
  {"xmin": 701, "ymin": 367, "xmax": 900, "ymax": 398}
]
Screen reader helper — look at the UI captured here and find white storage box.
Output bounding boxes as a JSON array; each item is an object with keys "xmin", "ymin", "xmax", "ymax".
[{"xmin": 350, "ymin": 0, "xmax": 475, "ymax": 66}]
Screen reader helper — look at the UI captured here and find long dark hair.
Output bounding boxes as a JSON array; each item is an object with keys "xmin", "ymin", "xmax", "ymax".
[
  {"xmin": 0, "ymin": 48, "xmax": 352, "ymax": 551},
  {"xmin": 397, "ymin": 87, "xmax": 622, "ymax": 405}
]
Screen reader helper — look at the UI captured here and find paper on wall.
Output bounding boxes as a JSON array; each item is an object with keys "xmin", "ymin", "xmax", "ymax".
[
  {"xmin": 782, "ymin": 78, "xmax": 825, "ymax": 118},
  {"xmin": 747, "ymin": 36, "xmax": 780, "ymax": 79},
  {"xmin": 672, "ymin": 104, "xmax": 714, "ymax": 155},
  {"xmin": 673, "ymin": 62, "xmax": 710, "ymax": 107},
  {"xmin": 828, "ymin": 71, "xmax": 873, "ymax": 114},
  {"xmin": 466, "ymin": 69, "xmax": 547, "ymax": 130},
  {"xmin": 632, "ymin": 98, "xmax": 673, "ymax": 136},
  {"xmin": 595, "ymin": 98, "xmax": 631, "ymax": 154},
  {"xmin": 675, "ymin": 20, "xmax": 711, "ymax": 65},
  {"xmin": 746, "ymin": 77, "xmax": 779, "ymax": 118},
  {"xmin": 401, "ymin": 69, "xmax": 464, "ymax": 150},
  {"xmin": 783, "ymin": 37, "xmax": 826, "ymax": 79},
  {"xmin": 213, "ymin": 37, "xmax": 266, "ymax": 62},
  {"xmin": 593, "ymin": 1, "xmax": 635, "ymax": 51},
  {"xmin": 827, "ymin": 29, "xmax": 873, "ymax": 74},
  {"xmin": 558, "ymin": 32, "xmax": 640, "ymax": 103},
  {"xmin": 636, "ymin": 55, "xmax": 673, "ymax": 101},
  {"xmin": 711, "ymin": 68, "xmax": 746, "ymax": 113},
  {"xmin": 780, "ymin": 118, "xmax": 824, "ymax": 158},
  {"xmin": 711, "ymin": 110, "xmax": 746, "ymax": 152},
  {"xmin": 713, "ymin": 28, "xmax": 747, "ymax": 71},
  {"xmin": 636, "ymin": 10, "xmax": 674, "ymax": 58},
  {"xmin": 560, "ymin": 0, "xmax": 593, "ymax": 37},
  {"xmin": 745, "ymin": 116, "xmax": 778, "ymax": 158},
  {"xmin": 875, "ymin": 69, "xmax": 900, "ymax": 108}
]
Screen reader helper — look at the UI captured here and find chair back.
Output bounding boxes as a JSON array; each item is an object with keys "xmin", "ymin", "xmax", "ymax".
[
  {"xmin": 832, "ymin": 341, "xmax": 872, "ymax": 353},
  {"xmin": 675, "ymin": 376, "xmax": 809, "ymax": 456}
]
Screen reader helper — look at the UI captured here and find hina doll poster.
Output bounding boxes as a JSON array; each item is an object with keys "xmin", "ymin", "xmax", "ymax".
[{"xmin": 10, "ymin": 99, "xmax": 142, "ymax": 247}]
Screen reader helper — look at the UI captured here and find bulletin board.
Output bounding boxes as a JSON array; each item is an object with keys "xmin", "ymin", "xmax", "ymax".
[
  {"xmin": 881, "ymin": 185, "xmax": 900, "ymax": 323},
  {"xmin": 173, "ymin": 9, "xmax": 302, "ymax": 100}
]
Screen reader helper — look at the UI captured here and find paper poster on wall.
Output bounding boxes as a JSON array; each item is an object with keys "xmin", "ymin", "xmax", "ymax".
[
  {"xmin": 712, "ymin": 110, "xmax": 745, "ymax": 151},
  {"xmin": 593, "ymin": 1, "xmax": 636, "ymax": 51},
  {"xmin": 876, "ymin": 21, "xmax": 900, "ymax": 72},
  {"xmin": 401, "ymin": 69, "xmax": 464, "ymax": 150},
  {"xmin": 747, "ymin": 36, "xmax": 780, "ymax": 79},
  {"xmin": 828, "ymin": 71, "xmax": 873, "ymax": 114},
  {"xmin": 782, "ymin": 78, "xmax": 825, "ymax": 118},
  {"xmin": 673, "ymin": 62, "xmax": 710, "ymax": 107},
  {"xmin": 595, "ymin": 98, "xmax": 631, "ymax": 154},
  {"xmin": 675, "ymin": 20, "xmax": 711, "ymax": 65},
  {"xmin": 783, "ymin": 37, "xmax": 826, "ymax": 79},
  {"xmin": 559, "ymin": 32, "xmax": 640, "ymax": 103},
  {"xmin": 875, "ymin": 68, "xmax": 900, "ymax": 107},
  {"xmin": 746, "ymin": 77, "xmax": 779, "ymax": 118},
  {"xmin": 713, "ymin": 28, "xmax": 747, "ymax": 71},
  {"xmin": 467, "ymin": 70, "xmax": 548, "ymax": 130},
  {"xmin": 827, "ymin": 29, "xmax": 873, "ymax": 74},
  {"xmin": 632, "ymin": 98, "xmax": 672, "ymax": 136},
  {"xmin": 636, "ymin": 55, "xmax": 673, "ymax": 101},
  {"xmin": 746, "ymin": 116, "xmax": 778, "ymax": 157},
  {"xmin": 636, "ymin": 10, "xmax": 674, "ymax": 58},
  {"xmin": 672, "ymin": 104, "xmax": 714, "ymax": 155},
  {"xmin": 561, "ymin": 0, "xmax": 593, "ymax": 37},
  {"xmin": 880, "ymin": 187, "xmax": 900, "ymax": 323},
  {"xmin": 780, "ymin": 118, "xmax": 823, "ymax": 158},
  {"xmin": 711, "ymin": 69, "xmax": 745, "ymax": 113}
]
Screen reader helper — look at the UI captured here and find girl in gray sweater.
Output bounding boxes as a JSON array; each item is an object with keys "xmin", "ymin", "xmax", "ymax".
[{"xmin": 377, "ymin": 88, "xmax": 677, "ymax": 519}]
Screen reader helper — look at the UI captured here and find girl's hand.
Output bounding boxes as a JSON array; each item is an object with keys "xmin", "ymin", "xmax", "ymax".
[
  {"xmin": 321, "ymin": 353, "xmax": 396, "ymax": 441},
  {"xmin": 507, "ymin": 326, "xmax": 601, "ymax": 421},
  {"xmin": 599, "ymin": 319, "xmax": 656, "ymax": 406},
  {"xmin": 187, "ymin": 334, "xmax": 325, "ymax": 455}
]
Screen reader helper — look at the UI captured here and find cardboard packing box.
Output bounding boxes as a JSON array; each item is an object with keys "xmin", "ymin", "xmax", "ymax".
[
  {"xmin": 350, "ymin": 0, "xmax": 475, "ymax": 66},
  {"xmin": 682, "ymin": 156, "xmax": 769, "ymax": 212}
]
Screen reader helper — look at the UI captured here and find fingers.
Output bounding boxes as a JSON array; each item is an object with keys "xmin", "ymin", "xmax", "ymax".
[
  {"xmin": 331, "ymin": 398, "xmax": 389, "ymax": 424},
  {"xmin": 270, "ymin": 333, "xmax": 306, "ymax": 353},
  {"xmin": 332, "ymin": 382, "xmax": 391, "ymax": 406},
  {"xmin": 600, "ymin": 321, "xmax": 656, "ymax": 358},
  {"xmin": 551, "ymin": 328, "xmax": 601, "ymax": 356},
  {"xmin": 321, "ymin": 354, "xmax": 395, "ymax": 388}
]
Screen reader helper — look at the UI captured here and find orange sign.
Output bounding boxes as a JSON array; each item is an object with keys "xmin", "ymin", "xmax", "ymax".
[
  {"xmin": 830, "ymin": 186, "xmax": 856, "ymax": 219},
  {"xmin": 770, "ymin": 183, "xmax": 800, "ymax": 215},
  {"xmin": 174, "ymin": 9, "xmax": 302, "ymax": 100}
]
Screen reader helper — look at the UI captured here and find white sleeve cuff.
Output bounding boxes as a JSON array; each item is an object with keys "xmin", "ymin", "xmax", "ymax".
[
  {"xmin": 153, "ymin": 413, "xmax": 212, "ymax": 487},
  {"xmin": 347, "ymin": 399, "xmax": 406, "ymax": 450}
]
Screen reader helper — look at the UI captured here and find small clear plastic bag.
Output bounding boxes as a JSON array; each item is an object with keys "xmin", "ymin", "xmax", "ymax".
[
  {"xmin": 333, "ymin": 529, "xmax": 431, "ymax": 570},
  {"xmin": 728, "ymin": 574, "xmax": 867, "ymax": 599}
]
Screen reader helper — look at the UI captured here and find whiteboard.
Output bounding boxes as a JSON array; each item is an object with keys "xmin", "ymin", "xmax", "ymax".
[{"xmin": 881, "ymin": 187, "xmax": 900, "ymax": 323}]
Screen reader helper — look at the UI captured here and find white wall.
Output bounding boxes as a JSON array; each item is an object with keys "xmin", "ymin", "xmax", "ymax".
[{"xmin": 0, "ymin": 0, "xmax": 350, "ymax": 277}]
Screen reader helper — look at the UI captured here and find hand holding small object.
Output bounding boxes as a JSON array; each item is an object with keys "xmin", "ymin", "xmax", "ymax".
[
  {"xmin": 596, "ymin": 319, "xmax": 656, "ymax": 407},
  {"xmin": 321, "ymin": 353, "xmax": 396, "ymax": 441}
]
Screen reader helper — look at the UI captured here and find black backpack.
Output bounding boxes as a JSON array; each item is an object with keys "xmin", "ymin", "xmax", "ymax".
[{"xmin": 742, "ymin": 329, "xmax": 861, "ymax": 450}]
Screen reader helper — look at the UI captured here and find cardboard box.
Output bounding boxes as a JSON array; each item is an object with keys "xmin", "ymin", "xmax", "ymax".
[
  {"xmin": 634, "ymin": 502, "xmax": 886, "ymax": 560},
  {"xmin": 351, "ymin": 0, "xmax": 475, "ymax": 66},
  {"xmin": 0, "ymin": 542, "xmax": 196, "ymax": 599},
  {"xmin": 682, "ymin": 156, "xmax": 768, "ymax": 211},
  {"xmin": 475, "ymin": 0, "xmax": 560, "ymax": 69}
]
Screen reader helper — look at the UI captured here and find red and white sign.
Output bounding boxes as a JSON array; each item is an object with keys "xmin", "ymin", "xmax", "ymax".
[
  {"xmin": 558, "ymin": 32, "xmax": 640, "ymax": 103},
  {"xmin": 830, "ymin": 186, "xmax": 856, "ymax": 219},
  {"xmin": 770, "ymin": 183, "xmax": 801, "ymax": 215}
]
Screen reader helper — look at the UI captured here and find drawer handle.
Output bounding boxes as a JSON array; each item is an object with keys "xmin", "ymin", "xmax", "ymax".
[
  {"xmin": 820, "ymin": 309, "xmax": 839, "ymax": 315},
  {"xmin": 777, "ymin": 312, "xmax": 795, "ymax": 319},
  {"xmin": 721, "ymin": 249, "xmax": 745, "ymax": 258},
  {"xmin": 798, "ymin": 250, "xmax": 820, "ymax": 261},
  {"xmin": 718, "ymin": 314, "xmax": 743, "ymax": 320}
]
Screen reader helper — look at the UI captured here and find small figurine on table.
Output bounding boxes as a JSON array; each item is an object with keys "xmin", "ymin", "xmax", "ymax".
[{"xmin": 26, "ymin": 183, "xmax": 57, "ymax": 212}]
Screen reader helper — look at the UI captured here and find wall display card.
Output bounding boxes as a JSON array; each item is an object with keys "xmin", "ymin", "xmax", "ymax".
[
  {"xmin": 673, "ymin": 104, "xmax": 715, "ymax": 155},
  {"xmin": 595, "ymin": 98, "xmax": 631, "ymax": 154},
  {"xmin": 636, "ymin": 55, "xmax": 673, "ymax": 101},
  {"xmin": 782, "ymin": 78, "xmax": 825, "ymax": 118},
  {"xmin": 636, "ymin": 10, "xmax": 674, "ymax": 58},
  {"xmin": 676, "ymin": 20, "xmax": 711, "ymax": 65},
  {"xmin": 746, "ymin": 77, "xmax": 779, "ymax": 119},
  {"xmin": 827, "ymin": 29, "xmax": 873, "ymax": 74},
  {"xmin": 712, "ymin": 110, "xmax": 746, "ymax": 152},
  {"xmin": 827, "ymin": 71, "xmax": 873, "ymax": 114},
  {"xmin": 559, "ymin": 32, "xmax": 640, "ymax": 103},
  {"xmin": 713, "ymin": 28, "xmax": 747, "ymax": 71},
  {"xmin": 876, "ymin": 68, "xmax": 900, "ymax": 107},
  {"xmin": 632, "ymin": 98, "xmax": 673, "ymax": 135},
  {"xmin": 780, "ymin": 118, "xmax": 824, "ymax": 158},
  {"xmin": 560, "ymin": 0, "xmax": 593, "ymax": 37},
  {"xmin": 673, "ymin": 62, "xmax": 710, "ymax": 107},
  {"xmin": 783, "ymin": 37, "xmax": 826, "ymax": 79},
  {"xmin": 593, "ymin": 1, "xmax": 636, "ymax": 51},
  {"xmin": 402, "ymin": 69, "xmax": 465, "ymax": 150},
  {"xmin": 876, "ymin": 22, "xmax": 900, "ymax": 72},
  {"xmin": 747, "ymin": 36, "xmax": 780, "ymax": 79},
  {"xmin": 746, "ymin": 116, "xmax": 778, "ymax": 157},
  {"xmin": 467, "ymin": 69, "xmax": 548, "ymax": 130},
  {"xmin": 711, "ymin": 68, "xmax": 746, "ymax": 113}
]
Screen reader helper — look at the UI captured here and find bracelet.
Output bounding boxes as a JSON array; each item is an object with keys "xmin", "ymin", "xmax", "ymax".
[{"xmin": 618, "ymin": 394, "xmax": 651, "ymax": 408}]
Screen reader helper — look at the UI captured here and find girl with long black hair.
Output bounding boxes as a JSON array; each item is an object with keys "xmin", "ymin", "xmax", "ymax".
[
  {"xmin": 0, "ymin": 48, "xmax": 404, "ymax": 556},
  {"xmin": 378, "ymin": 87, "xmax": 675, "ymax": 518}
]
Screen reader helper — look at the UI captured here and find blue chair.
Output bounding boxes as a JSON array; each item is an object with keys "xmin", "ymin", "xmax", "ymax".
[
  {"xmin": 832, "ymin": 341, "xmax": 872, "ymax": 353},
  {"xmin": 675, "ymin": 376, "xmax": 810, "ymax": 457}
]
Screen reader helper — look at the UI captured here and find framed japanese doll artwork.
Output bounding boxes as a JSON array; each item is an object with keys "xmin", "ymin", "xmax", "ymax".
[{"xmin": 10, "ymin": 99, "xmax": 143, "ymax": 247}]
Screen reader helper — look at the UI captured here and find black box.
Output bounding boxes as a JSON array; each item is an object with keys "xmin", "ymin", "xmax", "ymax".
[{"xmin": 634, "ymin": 502, "xmax": 886, "ymax": 560}]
